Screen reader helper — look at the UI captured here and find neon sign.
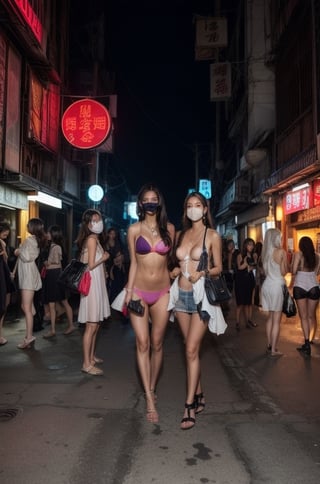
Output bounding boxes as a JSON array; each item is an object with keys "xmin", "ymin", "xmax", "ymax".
[
  {"xmin": 12, "ymin": 0, "xmax": 43, "ymax": 44},
  {"xmin": 61, "ymin": 99, "xmax": 112, "ymax": 149}
]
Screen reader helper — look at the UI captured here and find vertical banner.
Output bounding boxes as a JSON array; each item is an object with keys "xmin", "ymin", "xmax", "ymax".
[
  {"xmin": 5, "ymin": 46, "xmax": 21, "ymax": 172},
  {"xmin": 210, "ymin": 62, "xmax": 231, "ymax": 101},
  {"xmin": 313, "ymin": 179, "xmax": 320, "ymax": 207},
  {"xmin": 195, "ymin": 16, "xmax": 228, "ymax": 61}
]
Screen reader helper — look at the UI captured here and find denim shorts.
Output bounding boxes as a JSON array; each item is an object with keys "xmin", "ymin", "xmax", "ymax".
[{"xmin": 175, "ymin": 288, "xmax": 198, "ymax": 313}]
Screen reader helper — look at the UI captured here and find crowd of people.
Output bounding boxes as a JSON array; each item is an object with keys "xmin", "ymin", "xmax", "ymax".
[{"xmin": 1, "ymin": 185, "xmax": 320, "ymax": 430}]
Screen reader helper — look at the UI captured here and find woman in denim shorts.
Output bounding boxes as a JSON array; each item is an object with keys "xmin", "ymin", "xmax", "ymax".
[{"xmin": 170, "ymin": 192, "xmax": 222, "ymax": 430}]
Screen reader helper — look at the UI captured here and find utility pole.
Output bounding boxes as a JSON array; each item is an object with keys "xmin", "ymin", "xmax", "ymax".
[
  {"xmin": 195, "ymin": 143, "xmax": 199, "ymax": 190},
  {"xmin": 214, "ymin": 0, "xmax": 221, "ymax": 173}
]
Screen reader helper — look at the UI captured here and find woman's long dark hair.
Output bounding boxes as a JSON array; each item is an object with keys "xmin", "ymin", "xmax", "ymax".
[
  {"xmin": 299, "ymin": 236, "xmax": 316, "ymax": 270},
  {"xmin": 241, "ymin": 238, "xmax": 255, "ymax": 258},
  {"xmin": 176, "ymin": 192, "xmax": 213, "ymax": 248},
  {"xmin": 136, "ymin": 182, "xmax": 172, "ymax": 248},
  {"xmin": 27, "ymin": 218, "xmax": 47, "ymax": 249},
  {"xmin": 75, "ymin": 209, "xmax": 108, "ymax": 252},
  {"xmin": 170, "ymin": 192, "xmax": 213, "ymax": 270}
]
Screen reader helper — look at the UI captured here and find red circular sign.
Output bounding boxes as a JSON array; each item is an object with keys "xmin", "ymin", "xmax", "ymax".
[{"xmin": 61, "ymin": 99, "xmax": 111, "ymax": 149}]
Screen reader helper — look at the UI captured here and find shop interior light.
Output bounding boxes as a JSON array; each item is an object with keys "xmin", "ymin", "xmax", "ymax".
[
  {"xmin": 27, "ymin": 191, "xmax": 62, "ymax": 209},
  {"xmin": 292, "ymin": 183, "xmax": 310, "ymax": 192}
]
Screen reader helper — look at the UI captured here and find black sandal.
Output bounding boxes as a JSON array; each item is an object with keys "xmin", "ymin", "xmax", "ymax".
[
  {"xmin": 180, "ymin": 402, "xmax": 196, "ymax": 430},
  {"xmin": 247, "ymin": 319, "xmax": 257, "ymax": 328},
  {"xmin": 194, "ymin": 392, "xmax": 205, "ymax": 414}
]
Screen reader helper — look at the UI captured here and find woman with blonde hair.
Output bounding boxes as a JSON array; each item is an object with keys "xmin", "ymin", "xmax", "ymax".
[{"xmin": 261, "ymin": 228, "xmax": 289, "ymax": 357}]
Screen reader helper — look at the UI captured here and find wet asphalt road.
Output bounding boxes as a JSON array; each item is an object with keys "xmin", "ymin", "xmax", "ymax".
[{"xmin": 1, "ymin": 299, "xmax": 320, "ymax": 484}]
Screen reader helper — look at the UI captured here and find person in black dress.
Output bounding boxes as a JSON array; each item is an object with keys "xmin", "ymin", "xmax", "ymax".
[
  {"xmin": 234, "ymin": 237, "xmax": 257, "ymax": 331},
  {"xmin": 42, "ymin": 225, "xmax": 76, "ymax": 338}
]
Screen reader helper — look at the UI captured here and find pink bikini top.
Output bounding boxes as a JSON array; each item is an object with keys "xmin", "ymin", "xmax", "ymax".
[{"xmin": 135, "ymin": 236, "xmax": 170, "ymax": 255}]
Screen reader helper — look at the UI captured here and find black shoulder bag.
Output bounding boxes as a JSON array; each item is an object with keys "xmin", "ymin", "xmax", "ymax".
[{"xmin": 197, "ymin": 228, "xmax": 231, "ymax": 305}]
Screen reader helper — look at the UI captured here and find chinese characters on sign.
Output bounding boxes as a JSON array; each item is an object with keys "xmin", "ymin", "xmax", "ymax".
[
  {"xmin": 210, "ymin": 62, "xmax": 231, "ymax": 101},
  {"xmin": 196, "ymin": 17, "xmax": 228, "ymax": 48},
  {"xmin": 61, "ymin": 99, "xmax": 111, "ymax": 149},
  {"xmin": 284, "ymin": 187, "xmax": 312, "ymax": 215},
  {"xmin": 199, "ymin": 179, "xmax": 212, "ymax": 199},
  {"xmin": 313, "ymin": 179, "xmax": 320, "ymax": 207},
  {"xmin": 195, "ymin": 16, "xmax": 228, "ymax": 61}
]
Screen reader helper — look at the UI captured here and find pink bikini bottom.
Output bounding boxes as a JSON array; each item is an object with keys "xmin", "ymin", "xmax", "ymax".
[{"xmin": 133, "ymin": 286, "xmax": 170, "ymax": 305}]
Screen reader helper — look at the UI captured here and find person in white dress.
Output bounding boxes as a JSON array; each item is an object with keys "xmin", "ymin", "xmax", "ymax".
[
  {"xmin": 76, "ymin": 209, "xmax": 110, "ymax": 375},
  {"xmin": 261, "ymin": 228, "xmax": 289, "ymax": 357},
  {"xmin": 14, "ymin": 218, "xmax": 47, "ymax": 349}
]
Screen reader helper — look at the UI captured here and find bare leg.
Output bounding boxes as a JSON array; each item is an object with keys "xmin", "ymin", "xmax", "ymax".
[
  {"xmin": 296, "ymin": 299, "xmax": 309, "ymax": 340},
  {"xmin": 149, "ymin": 294, "xmax": 169, "ymax": 393},
  {"xmin": 130, "ymin": 307, "xmax": 158, "ymax": 422},
  {"xmin": 236, "ymin": 305, "xmax": 242, "ymax": 329},
  {"xmin": 270, "ymin": 310, "xmax": 283, "ymax": 355},
  {"xmin": 178, "ymin": 311, "xmax": 203, "ymax": 397},
  {"xmin": 20, "ymin": 289, "xmax": 35, "ymax": 340},
  {"xmin": 90, "ymin": 324, "xmax": 100, "ymax": 363},
  {"xmin": 0, "ymin": 293, "xmax": 10, "ymax": 344},
  {"xmin": 61, "ymin": 299, "xmax": 76, "ymax": 333},
  {"xmin": 176, "ymin": 311, "xmax": 207, "ymax": 428},
  {"xmin": 82, "ymin": 322, "xmax": 99, "ymax": 368},
  {"xmin": 43, "ymin": 301, "xmax": 56, "ymax": 337},
  {"xmin": 307, "ymin": 299, "xmax": 318, "ymax": 341}
]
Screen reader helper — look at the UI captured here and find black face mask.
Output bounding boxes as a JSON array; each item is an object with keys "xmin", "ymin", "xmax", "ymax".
[{"xmin": 142, "ymin": 202, "xmax": 159, "ymax": 213}]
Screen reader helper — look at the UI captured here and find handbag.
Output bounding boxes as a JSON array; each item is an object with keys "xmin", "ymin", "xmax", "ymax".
[
  {"xmin": 78, "ymin": 270, "xmax": 91, "ymax": 296},
  {"xmin": 40, "ymin": 266, "xmax": 47, "ymax": 279},
  {"xmin": 58, "ymin": 259, "xmax": 88, "ymax": 293},
  {"xmin": 197, "ymin": 227, "xmax": 231, "ymax": 305},
  {"xmin": 282, "ymin": 285, "xmax": 297, "ymax": 318},
  {"xmin": 204, "ymin": 274, "xmax": 231, "ymax": 304},
  {"xmin": 127, "ymin": 299, "xmax": 145, "ymax": 316}
]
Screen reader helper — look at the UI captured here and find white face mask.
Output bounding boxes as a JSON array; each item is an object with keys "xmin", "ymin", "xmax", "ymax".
[
  {"xmin": 187, "ymin": 207, "xmax": 204, "ymax": 222},
  {"xmin": 90, "ymin": 220, "xmax": 104, "ymax": 234}
]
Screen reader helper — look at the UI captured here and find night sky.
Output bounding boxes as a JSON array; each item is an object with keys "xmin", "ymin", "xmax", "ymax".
[
  {"xmin": 71, "ymin": 0, "xmax": 236, "ymax": 226},
  {"xmin": 106, "ymin": 0, "xmax": 219, "ymax": 226}
]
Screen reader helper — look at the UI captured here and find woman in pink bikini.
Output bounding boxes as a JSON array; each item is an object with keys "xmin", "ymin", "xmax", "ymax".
[{"xmin": 125, "ymin": 183, "xmax": 175, "ymax": 423}]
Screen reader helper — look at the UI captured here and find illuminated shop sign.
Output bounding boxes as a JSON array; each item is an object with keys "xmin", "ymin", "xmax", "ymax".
[
  {"xmin": 313, "ymin": 179, "xmax": 320, "ymax": 207},
  {"xmin": 61, "ymin": 99, "xmax": 112, "ymax": 149},
  {"xmin": 11, "ymin": 0, "xmax": 43, "ymax": 44},
  {"xmin": 284, "ymin": 186, "xmax": 312, "ymax": 215}
]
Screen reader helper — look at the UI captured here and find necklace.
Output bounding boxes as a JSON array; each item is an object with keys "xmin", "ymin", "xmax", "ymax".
[{"xmin": 143, "ymin": 220, "xmax": 158, "ymax": 237}]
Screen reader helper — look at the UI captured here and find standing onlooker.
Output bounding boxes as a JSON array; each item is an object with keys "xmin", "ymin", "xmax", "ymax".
[
  {"xmin": 42, "ymin": 225, "xmax": 76, "ymax": 338},
  {"xmin": 261, "ymin": 228, "xmax": 289, "ymax": 357},
  {"xmin": 291, "ymin": 236, "xmax": 320, "ymax": 356},
  {"xmin": 254, "ymin": 241, "xmax": 265, "ymax": 307},
  {"xmin": 108, "ymin": 250, "xmax": 128, "ymax": 305},
  {"xmin": 0, "ymin": 222, "xmax": 16, "ymax": 345},
  {"xmin": 169, "ymin": 191, "xmax": 224, "ymax": 430},
  {"xmin": 222, "ymin": 239, "xmax": 236, "ymax": 294},
  {"xmin": 125, "ymin": 183, "xmax": 175, "ymax": 423},
  {"xmin": 106, "ymin": 227, "xmax": 123, "ymax": 259},
  {"xmin": 234, "ymin": 238, "xmax": 257, "ymax": 330},
  {"xmin": 76, "ymin": 209, "xmax": 110, "ymax": 375},
  {"xmin": 15, "ymin": 218, "xmax": 47, "ymax": 349},
  {"xmin": 106, "ymin": 227, "xmax": 124, "ymax": 297}
]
